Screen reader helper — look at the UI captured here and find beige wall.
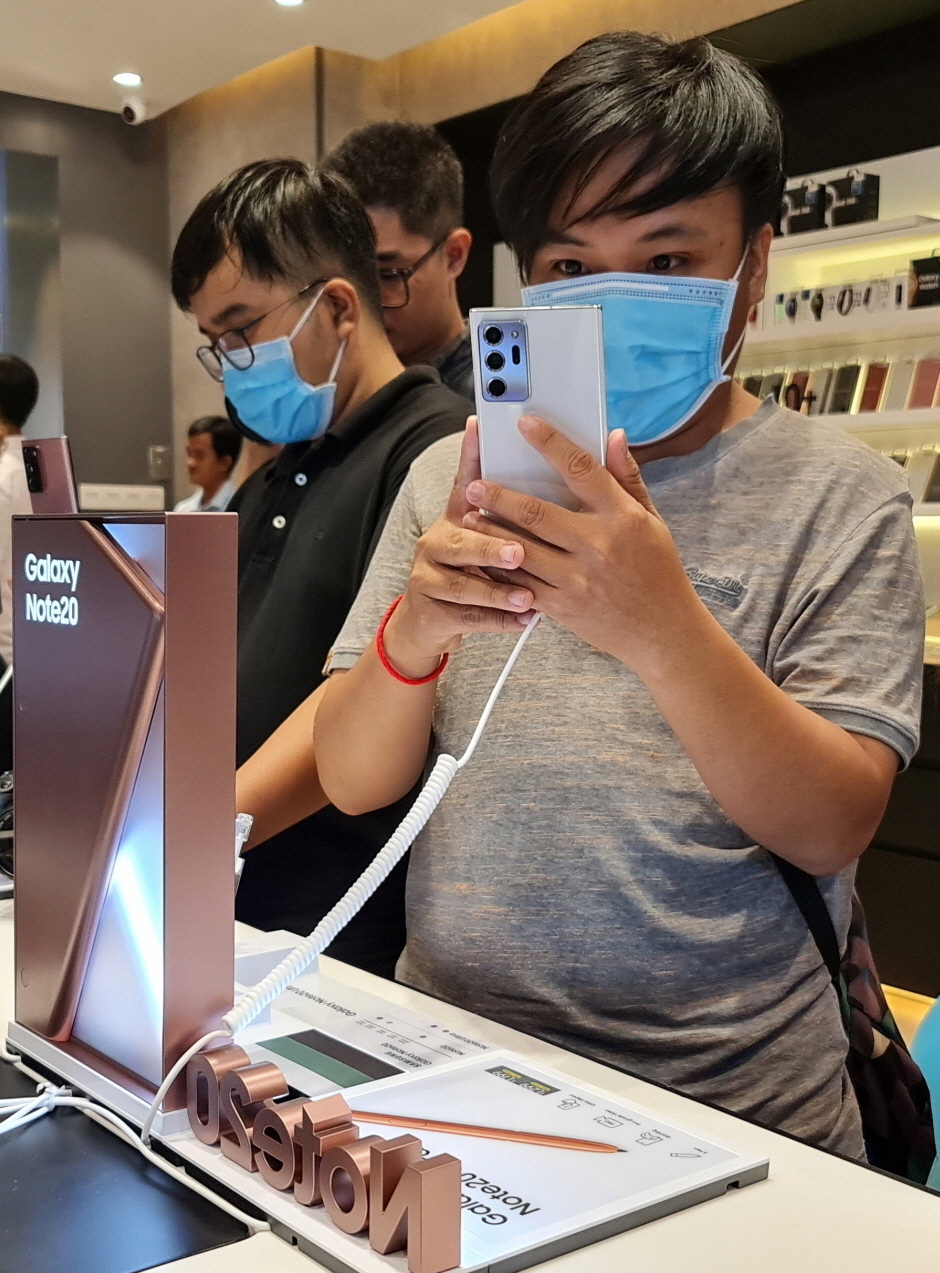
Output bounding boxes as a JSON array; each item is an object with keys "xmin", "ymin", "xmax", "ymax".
[
  {"xmin": 164, "ymin": 48, "xmax": 318, "ymax": 500},
  {"xmin": 163, "ymin": 0, "xmax": 803, "ymax": 496}
]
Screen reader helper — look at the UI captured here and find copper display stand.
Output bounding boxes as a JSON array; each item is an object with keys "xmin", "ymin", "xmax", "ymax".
[{"xmin": 7, "ymin": 513, "xmax": 236, "ymax": 1134}]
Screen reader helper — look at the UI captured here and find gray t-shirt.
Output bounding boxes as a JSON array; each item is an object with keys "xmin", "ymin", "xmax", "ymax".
[{"xmin": 326, "ymin": 400, "xmax": 924, "ymax": 1157}]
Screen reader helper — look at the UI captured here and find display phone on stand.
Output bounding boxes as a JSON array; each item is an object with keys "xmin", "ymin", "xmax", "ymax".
[
  {"xmin": 470, "ymin": 306, "xmax": 607, "ymax": 510},
  {"xmin": 19, "ymin": 437, "xmax": 79, "ymax": 515}
]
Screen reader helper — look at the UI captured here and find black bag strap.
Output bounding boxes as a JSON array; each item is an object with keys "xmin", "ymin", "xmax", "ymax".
[{"xmin": 771, "ymin": 853, "xmax": 841, "ymax": 983}]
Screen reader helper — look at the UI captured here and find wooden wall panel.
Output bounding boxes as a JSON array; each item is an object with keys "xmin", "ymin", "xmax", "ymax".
[{"xmin": 389, "ymin": 0, "xmax": 803, "ymax": 125}]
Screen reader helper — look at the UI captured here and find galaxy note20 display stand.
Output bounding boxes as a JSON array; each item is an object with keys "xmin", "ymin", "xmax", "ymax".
[{"xmin": 7, "ymin": 513, "xmax": 237, "ymax": 1134}]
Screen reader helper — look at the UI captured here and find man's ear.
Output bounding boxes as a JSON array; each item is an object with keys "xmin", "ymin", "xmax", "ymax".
[
  {"xmin": 744, "ymin": 223, "xmax": 773, "ymax": 308},
  {"xmin": 443, "ymin": 228, "xmax": 472, "ymax": 279},
  {"xmin": 319, "ymin": 278, "xmax": 360, "ymax": 344}
]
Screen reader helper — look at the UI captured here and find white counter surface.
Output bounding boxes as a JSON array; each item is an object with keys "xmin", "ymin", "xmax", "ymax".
[{"xmin": 1, "ymin": 904, "xmax": 938, "ymax": 1272}]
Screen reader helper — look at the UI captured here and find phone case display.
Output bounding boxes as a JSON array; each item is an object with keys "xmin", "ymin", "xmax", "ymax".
[
  {"xmin": 783, "ymin": 370, "xmax": 810, "ymax": 412},
  {"xmin": 758, "ymin": 371, "xmax": 785, "ymax": 403},
  {"xmin": 923, "ymin": 453, "xmax": 940, "ymax": 503},
  {"xmin": 827, "ymin": 364, "xmax": 863, "ymax": 414},
  {"xmin": 740, "ymin": 353, "xmax": 940, "ymax": 416},
  {"xmin": 905, "ymin": 448, "xmax": 940, "ymax": 502},
  {"xmin": 804, "ymin": 367, "xmax": 833, "ymax": 415},
  {"xmin": 907, "ymin": 358, "xmax": 940, "ymax": 409},
  {"xmin": 858, "ymin": 363, "xmax": 890, "ymax": 413},
  {"xmin": 882, "ymin": 360, "xmax": 917, "ymax": 411}
]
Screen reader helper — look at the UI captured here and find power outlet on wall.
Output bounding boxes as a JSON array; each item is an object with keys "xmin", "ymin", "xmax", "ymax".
[{"xmin": 148, "ymin": 445, "xmax": 172, "ymax": 481}]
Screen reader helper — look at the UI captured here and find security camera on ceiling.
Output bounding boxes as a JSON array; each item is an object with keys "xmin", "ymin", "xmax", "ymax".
[{"xmin": 120, "ymin": 96, "xmax": 148, "ymax": 125}]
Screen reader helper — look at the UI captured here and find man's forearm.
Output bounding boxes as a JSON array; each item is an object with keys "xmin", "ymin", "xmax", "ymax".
[
  {"xmin": 315, "ymin": 642, "xmax": 436, "ymax": 817},
  {"xmin": 236, "ymin": 682, "xmax": 330, "ymax": 849},
  {"xmin": 631, "ymin": 600, "xmax": 895, "ymax": 874}
]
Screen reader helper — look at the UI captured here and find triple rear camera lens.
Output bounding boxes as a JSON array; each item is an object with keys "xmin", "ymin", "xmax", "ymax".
[
  {"xmin": 483, "ymin": 325, "xmax": 503, "ymax": 345},
  {"xmin": 484, "ymin": 351, "xmax": 505, "ymax": 372}
]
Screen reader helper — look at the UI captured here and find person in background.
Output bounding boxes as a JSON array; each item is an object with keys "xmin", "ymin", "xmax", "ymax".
[
  {"xmin": 174, "ymin": 415, "xmax": 242, "ymax": 511},
  {"xmin": 170, "ymin": 159, "xmax": 469, "ymax": 976},
  {"xmin": 0, "ymin": 355, "xmax": 36, "ymax": 665},
  {"xmin": 324, "ymin": 122, "xmax": 474, "ymax": 402},
  {"xmin": 310, "ymin": 33, "xmax": 924, "ymax": 1157}
]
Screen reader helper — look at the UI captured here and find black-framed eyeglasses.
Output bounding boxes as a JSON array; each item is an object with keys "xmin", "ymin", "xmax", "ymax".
[
  {"xmin": 196, "ymin": 279, "xmax": 327, "ymax": 383},
  {"xmin": 378, "ymin": 236, "xmax": 449, "ymax": 310}
]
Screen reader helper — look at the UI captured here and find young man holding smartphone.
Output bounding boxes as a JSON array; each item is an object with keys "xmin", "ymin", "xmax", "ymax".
[{"xmin": 300, "ymin": 35, "xmax": 921, "ymax": 1155}]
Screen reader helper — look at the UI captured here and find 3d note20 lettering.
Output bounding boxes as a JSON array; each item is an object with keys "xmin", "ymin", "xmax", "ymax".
[
  {"xmin": 23, "ymin": 553, "xmax": 81, "ymax": 626},
  {"xmin": 186, "ymin": 1046, "xmax": 461, "ymax": 1273}
]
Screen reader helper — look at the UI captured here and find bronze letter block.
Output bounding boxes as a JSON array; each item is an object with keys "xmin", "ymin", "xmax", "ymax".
[
  {"xmin": 218, "ymin": 1061, "xmax": 287, "ymax": 1172},
  {"xmin": 319, "ymin": 1136, "xmax": 385, "ymax": 1234},
  {"xmin": 186, "ymin": 1045, "xmax": 250, "ymax": 1145},
  {"xmin": 253, "ymin": 1097, "xmax": 309, "ymax": 1191},
  {"xmin": 294, "ymin": 1094, "xmax": 359, "ymax": 1208},
  {"xmin": 370, "ymin": 1145, "xmax": 462, "ymax": 1273}
]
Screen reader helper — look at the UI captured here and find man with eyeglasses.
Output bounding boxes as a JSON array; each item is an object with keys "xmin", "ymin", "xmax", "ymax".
[
  {"xmin": 171, "ymin": 160, "xmax": 470, "ymax": 975},
  {"xmin": 325, "ymin": 122, "xmax": 474, "ymax": 402}
]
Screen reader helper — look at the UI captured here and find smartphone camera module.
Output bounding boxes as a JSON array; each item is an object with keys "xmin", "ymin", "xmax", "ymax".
[
  {"xmin": 478, "ymin": 318, "xmax": 530, "ymax": 402},
  {"xmin": 22, "ymin": 446, "xmax": 44, "ymax": 494}
]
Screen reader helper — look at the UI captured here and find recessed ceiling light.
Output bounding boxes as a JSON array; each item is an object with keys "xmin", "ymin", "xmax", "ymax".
[
  {"xmin": 274, "ymin": 0, "xmax": 305, "ymax": 7},
  {"xmin": 113, "ymin": 72, "xmax": 142, "ymax": 88}
]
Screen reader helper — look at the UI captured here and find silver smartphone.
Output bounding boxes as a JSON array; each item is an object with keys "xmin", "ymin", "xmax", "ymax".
[{"xmin": 470, "ymin": 306, "xmax": 607, "ymax": 510}]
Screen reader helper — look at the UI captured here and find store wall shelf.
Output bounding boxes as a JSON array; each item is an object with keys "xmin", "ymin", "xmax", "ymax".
[
  {"xmin": 743, "ymin": 305, "xmax": 940, "ymax": 355},
  {"xmin": 914, "ymin": 504, "xmax": 940, "ymax": 517},
  {"xmin": 771, "ymin": 215, "xmax": 940, "ymax": 257},
  {"xmin": 835, "ymin": 409, "xmax": 940, "ymax": 432}
]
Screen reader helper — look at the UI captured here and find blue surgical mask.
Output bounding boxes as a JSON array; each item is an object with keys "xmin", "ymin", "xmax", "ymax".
[
  {"xmin": 223, "ymin": 287, "xmax": 346, "ymax": 446},
  {"xmin": 521, "ymin": 261, "xmax": 746, "ymax": 447}
]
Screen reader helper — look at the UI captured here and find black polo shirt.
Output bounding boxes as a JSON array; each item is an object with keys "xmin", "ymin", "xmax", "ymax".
[{"xmin": 231, "ymin": 366, "xmax": 469, "ymax": 974}]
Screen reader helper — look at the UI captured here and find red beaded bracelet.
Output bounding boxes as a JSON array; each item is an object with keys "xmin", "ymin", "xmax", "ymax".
[{"xmin": 375, "ymin": 595, "xmax": 449, "ymax": 686}]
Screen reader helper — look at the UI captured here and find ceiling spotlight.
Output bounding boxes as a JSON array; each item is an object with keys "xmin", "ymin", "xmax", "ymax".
[
  {"xmin": 274, "ymin": 0, "xmax": 305, "ymax": 7},
  {"xmin": 113, "ymin": 72, "xmax": 142, "ymax": 88}
]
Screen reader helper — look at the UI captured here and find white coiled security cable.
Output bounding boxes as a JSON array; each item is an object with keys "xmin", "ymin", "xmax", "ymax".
[{"xmin": 140, "ymin": 612, "xmax": 541, "ymax": 1145}]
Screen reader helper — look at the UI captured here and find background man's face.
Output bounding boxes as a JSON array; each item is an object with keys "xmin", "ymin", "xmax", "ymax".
[
  {"xmin": 186, "ymin": 431, "xmax": 230, "ymax": 493},
  {"xmin": 528, "ymin": 151, "xmax": 771, "ymax": 362},
  {"xmin": 369, "ymin": 208, "xmax": 471, "ymax": 363}
]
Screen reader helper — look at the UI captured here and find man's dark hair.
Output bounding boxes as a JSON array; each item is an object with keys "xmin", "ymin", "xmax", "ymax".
[
  {"xmin": 171, "ymin": 159, "xmax": 382, "ymax": 316},
  {"xmin": 491, "ymin": 32, "xmax": 785, "ymax": 275},
  {"xmin": 0, "ymin": 354, "xmax": 39, "ymax": 429},
  {"xmin": 324, "ymin": 122, "xmax": 464, "ymax": 241},
  {"xmin": 188, "ymin": 415, "xmax": 242, "ymax": 468}
]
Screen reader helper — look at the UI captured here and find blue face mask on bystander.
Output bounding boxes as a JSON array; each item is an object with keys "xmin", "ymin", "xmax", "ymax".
[
  {"xmin": 521, "ymin": 256, "xmax": 747, "ymax": 447},
  {"xmin": 223, "ymin": 286, "xmax": 346, "ymax": 446}
]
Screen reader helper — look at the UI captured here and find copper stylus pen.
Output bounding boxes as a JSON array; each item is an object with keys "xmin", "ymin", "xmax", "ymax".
[{"xmin": 349, "ymin": 1110, "xmax": 620, "ymax": 1153}]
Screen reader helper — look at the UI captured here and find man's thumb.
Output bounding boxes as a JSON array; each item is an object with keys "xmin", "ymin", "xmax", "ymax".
[{"xmin": 606, "ymin": 429, "xmax": 659, "ymax": 517}]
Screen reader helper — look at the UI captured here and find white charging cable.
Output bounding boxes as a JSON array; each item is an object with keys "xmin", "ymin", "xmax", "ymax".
[
  {"xmin": 139, "ymin": 612, "xmax": 542, "ymax": 1144},
  {"xmin": 0, "ymin": 1073, "xmax": 269, "ymax": 1232},
  {"xmin": 223, "ymin": 611, "xmax": 541, "ymax": 1036}
]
